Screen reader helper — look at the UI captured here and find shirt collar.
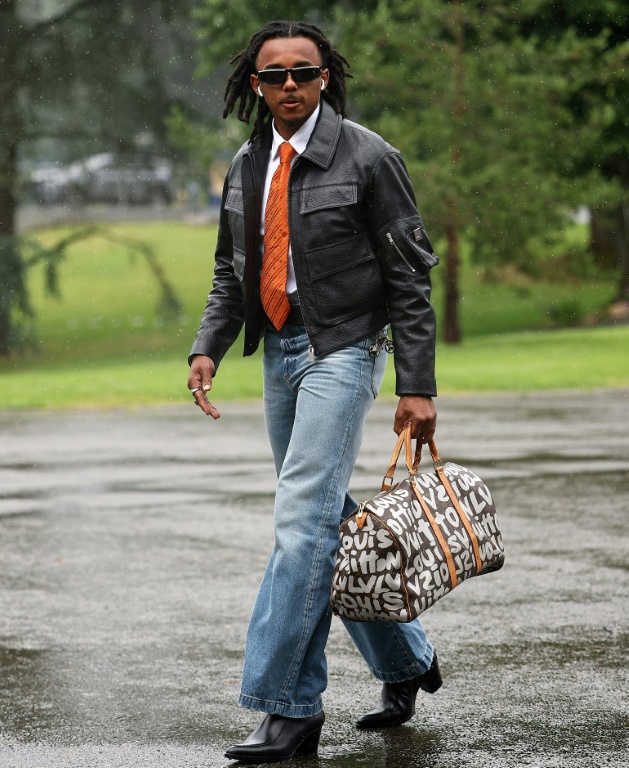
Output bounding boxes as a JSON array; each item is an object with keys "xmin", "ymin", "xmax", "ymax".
[{"xmin": 271, "ymin": 103, "xmax": 321, "ymax": 161}]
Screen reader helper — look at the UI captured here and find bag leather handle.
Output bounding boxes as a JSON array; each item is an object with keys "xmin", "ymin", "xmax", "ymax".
[
  {"xmin": 381, "ymin": 424, "xmax": 422, "ymax": 491},
  {"xmin": 382, "ymin": 426, "xmax": 442, "ymax": 491}
]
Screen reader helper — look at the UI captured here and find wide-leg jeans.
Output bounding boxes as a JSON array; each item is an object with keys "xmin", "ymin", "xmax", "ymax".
[{"xmin": 239, "ymin": 322, "xmax": 434, "ymax": 717}]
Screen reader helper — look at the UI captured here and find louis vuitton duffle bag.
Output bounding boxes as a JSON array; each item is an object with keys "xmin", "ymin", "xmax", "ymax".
[{"xmin": 330, "ymin": 426, "xmax": 505, "ymax": 622}]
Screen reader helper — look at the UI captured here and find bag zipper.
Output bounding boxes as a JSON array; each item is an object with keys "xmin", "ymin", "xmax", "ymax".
[
  {"xmin": 387, "ymin": 232, "xmax": 416, "ymax": 273},
  {"xmin": 355, "ymin": 500, "xmax": 369, "ymax": 529}
]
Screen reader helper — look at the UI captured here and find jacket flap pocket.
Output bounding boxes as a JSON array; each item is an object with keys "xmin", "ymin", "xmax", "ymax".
[
  {"xmin": 405, "ymin": 230, "xmax": 439, "ymax": 268},
  {"xmin": 300, "ymin": 183, "xmax": 358, "ymax": 214},
  {"xmin": 308, "ymin": 234, "xmax": 375, "ymax": 280},
  {"xmin": 379, "ymin": 216, "xmax": 439, "ymax": 271},
  {"xmin": 225, "ymin": 186, "xmax": 244, "ymax": 215}
]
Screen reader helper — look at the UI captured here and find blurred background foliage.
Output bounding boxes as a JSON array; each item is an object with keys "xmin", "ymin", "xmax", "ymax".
[{"xmin": 0, "ymin": 0, "xmax": 628, "ymax": 404}]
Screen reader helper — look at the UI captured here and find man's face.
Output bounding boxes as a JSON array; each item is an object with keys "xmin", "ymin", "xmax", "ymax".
[{"xmin": 251, "ymin": 36, "xmax": 329, "ymax": 140}]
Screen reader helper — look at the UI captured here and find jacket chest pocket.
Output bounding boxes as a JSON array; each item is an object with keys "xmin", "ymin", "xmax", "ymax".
[
  {"xmin": 298, "ymin": 184, "xmax": 383, "ymax": 323},
  {"xmin": 300, "ymin": 183, "xmax": 358, "ymax": 214},
  {"xmin": 299, "ymin": 183, "xmax": 361, "ymax": 247},
  {"xmin": 225, "ymin": 186, "xmax": 244, "ymax": 214},
  {"xmin": 232, "ymin": 247, "xmax": 245, "ymax": 281},
  {"xmin": 225, "ymin": 185, "xmax": 246, "ymax": 253}
]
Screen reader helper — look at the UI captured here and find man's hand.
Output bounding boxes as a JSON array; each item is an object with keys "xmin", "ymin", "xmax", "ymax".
[
  {"xmin": 187, "ymin": 355, "xmax": 220, "ymax": 419},
  {"xmin": 394, "ymin": 395, "xmax": 437, "ymax": 443}
]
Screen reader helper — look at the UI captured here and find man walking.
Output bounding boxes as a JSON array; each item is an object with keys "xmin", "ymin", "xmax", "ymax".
[{"xmin": 187, "ymin": 20, "xmax": 441, "ymax": 764}]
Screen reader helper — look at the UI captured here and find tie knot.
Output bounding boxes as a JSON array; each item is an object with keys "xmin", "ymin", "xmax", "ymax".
[{"xmin": 279, "ymin": 142, "xmax": 296, "ymax": 165}]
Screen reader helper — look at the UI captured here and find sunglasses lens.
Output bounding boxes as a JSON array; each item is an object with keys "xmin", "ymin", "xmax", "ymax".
[
  {"xmin": 257, "ymin": 67, "xmax": 321, "ymax": 85},
  {"xmin": 292, "ymin": 67, "xmax": 321, "ymax": 83},
  {"xmin": 258, "ymin": 70, "xmax": 286, "ymax": 85}
]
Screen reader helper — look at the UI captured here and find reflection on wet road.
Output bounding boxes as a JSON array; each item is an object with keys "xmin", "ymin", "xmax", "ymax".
[{"xmin": 1, "ymin": 391, "xmax": 627, "ymax": 767}]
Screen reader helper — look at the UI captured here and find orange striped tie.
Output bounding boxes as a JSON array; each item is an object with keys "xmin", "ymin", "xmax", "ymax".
[{"xmin": 261, "ymin": 142, "xmax": 297, "ymax": 330}]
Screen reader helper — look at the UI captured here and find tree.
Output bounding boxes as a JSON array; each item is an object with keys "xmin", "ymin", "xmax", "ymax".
[
  {"xmin": 515, "ymin": 1, "xmax": 629, "ymax": 303},
  {"xmin": 339, "ymin": 0, "xmax": 611, "ymax": 342},
  {"xmin": 0, "ymin": 0, "xmax": 196, "ymax": 355}
]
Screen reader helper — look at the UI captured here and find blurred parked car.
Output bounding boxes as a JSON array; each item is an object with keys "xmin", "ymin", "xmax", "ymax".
[{"xmin": 27, "ymin": 152, "xmax": 174, "ymax": 205}]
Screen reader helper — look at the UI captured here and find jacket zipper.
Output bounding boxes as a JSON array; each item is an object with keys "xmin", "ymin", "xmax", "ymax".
[{"xmin": 386, "ymin": 232, "xmax": 416, "ymax": 273}]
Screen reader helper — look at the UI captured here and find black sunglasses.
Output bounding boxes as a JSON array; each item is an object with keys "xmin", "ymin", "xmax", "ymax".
[{"xmin": 257, "ymin": 66, "xmax": 322, "ymax": 86}]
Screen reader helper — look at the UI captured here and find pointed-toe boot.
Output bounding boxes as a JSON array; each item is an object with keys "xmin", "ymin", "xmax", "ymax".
[
  {"xmin": 225, "ymin": 711, "xmax": 325, "ymax": 764},
  {"xmin": 356, "ymin": 653, "xmax": 442, "ymax": 729}
]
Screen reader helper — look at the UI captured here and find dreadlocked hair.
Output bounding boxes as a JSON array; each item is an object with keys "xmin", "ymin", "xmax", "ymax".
[{"xmin": 223, "ymin": 20, "xmax": 351, "ymax": 143}]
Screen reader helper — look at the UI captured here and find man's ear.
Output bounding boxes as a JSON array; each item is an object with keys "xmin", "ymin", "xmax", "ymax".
[{"xmin": 250, "ymin": 73, "xmax": 261, "ymax": 97}]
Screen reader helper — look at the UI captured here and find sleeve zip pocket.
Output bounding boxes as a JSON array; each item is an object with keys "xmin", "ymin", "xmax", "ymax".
[{"xmin": 386, "ymin": 232, "xmax": 416, "ymax": 273}]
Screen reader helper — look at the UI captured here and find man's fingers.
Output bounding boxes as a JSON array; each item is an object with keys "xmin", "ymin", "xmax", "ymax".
[
  {"xmin": 413, "ymin": 416, "xmax": 437, "ymax": 443},
  {"xmin": 193, "ymin": 389, "xmax": 220, "ymax": 419},
  {"xmin": 188, "ymin": 355, "xmax": 218, "ymax": 418}
]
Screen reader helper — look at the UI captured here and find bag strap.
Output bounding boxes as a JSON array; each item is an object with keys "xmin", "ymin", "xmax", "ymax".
[
  {"xmin": 409, "ymin": 480, "xmax": 459, "ymax": 589},
  {"xmin": 427, "ymin": 440, "xmax": 483, "ymax": 574},
  {"xmin": 381, "ymin": 424, "xmax": 421, "ymax": 491}
]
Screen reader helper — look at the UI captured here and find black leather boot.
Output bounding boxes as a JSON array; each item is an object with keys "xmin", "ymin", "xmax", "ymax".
[
  {"xmin": 356, "ymin": 653, "xmax": 442, "ymax": 729},
  {"xmin": 225, "ymin": 711, "xmax": 325, "ymax": 764}
]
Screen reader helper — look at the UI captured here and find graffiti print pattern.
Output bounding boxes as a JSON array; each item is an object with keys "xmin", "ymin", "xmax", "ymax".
[{"xmin": 330, "ymin": 463, "xmax": 504, "ymax": 622}]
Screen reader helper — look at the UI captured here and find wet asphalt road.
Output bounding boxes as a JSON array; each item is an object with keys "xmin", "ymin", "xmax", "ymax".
[{"xmin": 0, "ymin": 391, "xmax": 628, "ymax": 767}]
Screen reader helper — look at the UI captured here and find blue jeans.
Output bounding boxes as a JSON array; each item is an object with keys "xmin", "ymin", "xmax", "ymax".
[{"xmin": 239, "ymin": 322, "xmax": 434, "ymax": 717}]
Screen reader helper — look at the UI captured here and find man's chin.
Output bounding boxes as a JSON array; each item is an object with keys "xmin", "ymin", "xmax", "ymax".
[
  {"xmin": 279, "ymin": 107, "xmax": 312, "ymax": 128},
  {"xmin": 284, "ymin": 115, "xmax": 307, "ymax": 127}
]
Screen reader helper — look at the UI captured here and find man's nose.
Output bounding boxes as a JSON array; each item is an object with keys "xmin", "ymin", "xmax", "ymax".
[{"xmin": 283, "ymin": 73, "xmax": 298, "ymax": 89}]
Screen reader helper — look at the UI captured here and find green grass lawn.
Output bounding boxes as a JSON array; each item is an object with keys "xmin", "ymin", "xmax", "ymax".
[{"xmin": 0, "ymin": 221, "xmax": 625, "ymax": 410}]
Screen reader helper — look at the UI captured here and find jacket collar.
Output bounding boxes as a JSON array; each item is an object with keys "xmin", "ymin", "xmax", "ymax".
[{"xmin": 245, "ymin": 99, "xmax": 342, "ymax": 170}]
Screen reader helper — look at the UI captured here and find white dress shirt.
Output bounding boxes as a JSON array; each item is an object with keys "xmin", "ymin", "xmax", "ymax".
[{"xmin": 260, "ymin": 104, "xmax": 320, "ymax": 305}]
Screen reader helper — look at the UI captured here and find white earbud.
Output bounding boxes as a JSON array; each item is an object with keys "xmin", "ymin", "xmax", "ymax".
[
  {"xmin": 257, "ymin": 86, "xmax": 263, "ymax": 97},
  {"xmin": 321, "ymin": 81, "xmax": 326, "ymax": 90}
]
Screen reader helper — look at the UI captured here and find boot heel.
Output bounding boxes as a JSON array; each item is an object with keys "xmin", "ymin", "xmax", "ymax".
[
  {"xmin": 419, "ymin": 655, "xmax": 443, "ymax": 694},
  {"xmin": 295, "ymin": 726, "xmax": 322, "ymax": 756}
]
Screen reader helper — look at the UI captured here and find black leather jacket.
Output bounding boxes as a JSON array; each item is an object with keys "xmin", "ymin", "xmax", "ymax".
[{"xmin": 190, "ymin": 99, "xmax": 439, "ymax": 396}]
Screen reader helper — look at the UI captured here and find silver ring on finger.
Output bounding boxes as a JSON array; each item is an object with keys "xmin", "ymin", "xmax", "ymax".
[{"xmin": 190, "ymin": 388, "xmax": 201, "ymax": 395}]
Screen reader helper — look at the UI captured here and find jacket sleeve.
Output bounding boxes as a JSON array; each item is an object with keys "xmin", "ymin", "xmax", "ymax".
[
  {"xmin": 367, "ymin": 150, "xmax": 439, "ymax": 397},
  {"xmin": 188, "ymin": 173, "xmax": 246, "ymax": 372}
]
